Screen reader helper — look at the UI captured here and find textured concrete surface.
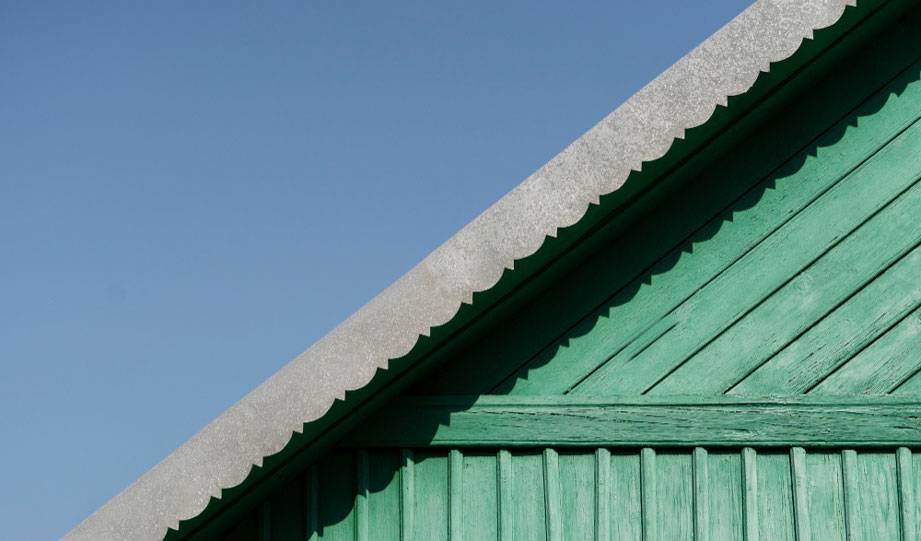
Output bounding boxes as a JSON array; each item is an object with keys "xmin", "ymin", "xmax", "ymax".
[{"xmin": 64, "ymin": 1, "xmax": 859, "ymax": 539}]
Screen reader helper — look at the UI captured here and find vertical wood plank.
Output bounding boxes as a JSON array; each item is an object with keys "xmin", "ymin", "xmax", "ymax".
[
  {"xmin": 841, "ymin": 450, "xmax": 857, "ymax": 541},
  {"xmin": 640, "ymin": 448, "xmax": 657, "ymax": 541},
  {"xmin": 462, "ymin": 453, "xmax": 498, "ymax": 541},
  {"xmin": 611, "ymin": 452, "xmax": 643, "ymax": 541},
  {"xmin": 741, "ymin": 448, "xmax": 759, "ymax": 541},
  {"xmin": 355, "ymin": 451, "xmax": 369, "ymax": 541},
  {"xmin": 807, "ymin": 452, "xmax": 846, "ymax": 541},
  {"xmin": 282, "ymin": 447, "xmax": 921, "ymax": 541},
  {"xmin": 790, "ymin": 448, "xmax": 811, "ymax": 541},
  {"xmin": 897, "ymin": 448, "xmax": 914, "ymax": 541},
  {"xmin": 368, "ymin": 451, "xmax": 401, "ymax": 541},
  {"xmin": 911, "ymin": 451, "xmax": 921, "ymax": 541},
  {"xmin": 319, "ymin": 452, "xmax": 357, "ymax": 541},
  {"xmin": 756, "ymin": 452, "xmax": 794, "ymax": 541},
  {"xmin": 560, "ymin": 451, "xmax": 595, "ymax": 541},
  {"xmin": 401, "ymin": 450, "xmax": 415, "ymax": 541},
  {"xmin": 655, "ymin": 452, "xmax": 693, "ymax": 539},
  {"xmin": 596, "ymin": 449, "xmax": 611, "ymax": 541},
  {"xmin": 306, "ymin": 466, "xmax": 319, "ymax": 541},
  {"xmin": 412, "ymin": 452, "xmax": 448, "ymax": 540},
  {"xmin": 845, "ymin": 452, "xmax": 900, "ymax": 540},
  {"xmin": 267, "ymin": 476, "xmax": 303, "ymax": 540},
  {"xmin": 693, "ymin": 448, "xmax": 710, "ymax": 541},
  {"xmin": 512, "ymin": 452, "xmax": 549, "ymax": 540},
  {"xmin": 258, "ymin": 502, "xmax": 271, "ymax": 541},
  {"xmin": 449, "ymin": 449, "xmax": 464, "ymax": 541},
  {"xmin": 498, "ymin": 450, "xmax": 512, "ymax": 541},
  {"xmin": 543, "ymin": 449, "xmax": 563, "ymax": 541},
  {"xmin": 262, "ymin": 447, "xmax": 921, "ymax": 541},
  {"xmin": 707, "ymin": 451, "xmax": 743, "ymax": 540}
]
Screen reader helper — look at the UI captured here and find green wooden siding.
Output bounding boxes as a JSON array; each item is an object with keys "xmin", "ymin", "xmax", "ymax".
[
  {"xmin": 415, "ymin": 16, "xmax": 921, "ymax": 399},
  {"xmin": 213, "ymin": 4, "xmax": 921, "ymax": 540},
  {"xmin": 230, "ymin": 447, "xmax": 921, "ymax": 541}
]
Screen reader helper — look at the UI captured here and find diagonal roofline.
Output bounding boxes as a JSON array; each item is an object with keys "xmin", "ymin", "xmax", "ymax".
[{"xmin": 65, "ymin": 1, "xmax": 866, "ymax": 538}]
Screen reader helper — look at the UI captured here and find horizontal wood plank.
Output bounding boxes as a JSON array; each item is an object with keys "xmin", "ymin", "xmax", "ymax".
[{"xmin": 343, "ymin": 396, "xmax": 921, "ymax": 448}]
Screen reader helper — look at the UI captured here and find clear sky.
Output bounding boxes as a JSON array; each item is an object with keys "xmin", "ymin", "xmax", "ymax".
[{"xmin": 1, "ymin": 2, "xmax": 750, "ymax": 538}]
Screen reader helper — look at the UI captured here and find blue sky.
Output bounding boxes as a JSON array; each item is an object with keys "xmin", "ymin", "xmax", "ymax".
[{"xmin": 0, "ymin": 2, "xmax": 750, "ymax": 538}]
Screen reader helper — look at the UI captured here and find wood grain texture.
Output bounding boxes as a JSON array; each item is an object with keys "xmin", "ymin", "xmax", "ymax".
[
  {"xmin": 610, "ymin": 452, "xmax": 642, "ymax": 541},
  {"xmin": 910, "ymin": 451, "xmax": 921, "ymax": 541},
  {"xmin": 400, "ymin": 450, "xmax": 414, "ymax": 541},
  {"xmin": 595, "ymin": 449, "xmax": 611, "ymax": 541},
  {"xmin": 807, "ymin": 452, "xmax": 847, "ymax": 541},
  {"xmin": 840, "ymin": 451, "xmax": 902, "ymax": 539},
  {"xmin": 790, "ymin": 448, "xmax": 811, "ymax": 541},
  {"xmin": 543, "ymin": 449, "xmax": 562, "ymax": 541},
  {"xmin": 623, "ymin": 118, "xmax": 921, "ymax": 396},
  {"xmin": 841, "ymin": 450, "xmax": 858, "ymax": 540},
  {"xmin": 558, "ymin": 452, "xmax": 594, "ymax": 541},
  {"xmin": 815, "ymin": 306, "xmax": 921, "ymax": 395},
  {"xmin": 462, "ymin": 453, "xmax": 497, "ymax": 541},
  {"xmin": 510, "ymin": 452, "xmax": 547, "ymax": 541},
  {"xmin": 222, "ymin": 447, "xmax": 921, "ymax": 540},
  {"xmin": 346, "ymin": 396, "xmax": 921, "ymax": 447},
  {"xmin": 367, "ymin": 453, "xmax": 400, "ymax": 541},
  {"xmin": 656, "ymin": 452, "xmax": 693, "ymax": 540},
  {"xmin": 741, "ymin": 448, "xmax": 759, "ymax": 541},
  {"xmin": 707, "ymin": 451, "xmax": 743, "ymax": 540},
  {"xmin": 416, "ymin": 38, "xmax": 921, "ymax": 404},
  {"xmin": 692, "ymin": 448, "xmax": 709, "ymax": 541},
  {"xmin": 733, "ymin": 243, "xmax": 921, "ymax": 396},
  {"xmin": 897, "ymin": 448, "xmax": 914, "ymax": 541},
  {"xmin": 448, "ymin": 450, "xmax": 463, "ymax": 541},
  {"xmin": 640, "ymin": 448, "xmax": 657, "ymax": 541},
  {"xmin": 354, "ymin": 451, "xmax": 369, "ymax": 541},
  {"xmin": 755, "ymin": 452, "xmax": 794, "ymax": 541},
  {"xmin": 571, "ymin": 62, "xmax": 921, "ymax": 397},
  {"xmin": 317, "ymin": 452, "xmax": 355, "ymax": 541},
  {"xmin": 412, "ymin": 452, "xmax": 447, "ymax": 540},
  {"xmin": 421, "ymin": 19, "xmax": 921, "ymax": 398},
  {"xmin": 497, "ymin": 450, "xmax": 512, "ymax": 541}
]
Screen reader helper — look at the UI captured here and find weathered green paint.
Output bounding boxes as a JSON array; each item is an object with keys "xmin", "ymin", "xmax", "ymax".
[
  {"xmin": 594, "ymin": 449, "xmax": 611, "ymax": 541},
  {"xmin": 448, "ymin": 449, "xmax": 463, "ymax": 541},
  {"xmin": 400, "ymin": 450, "xmax": 414, "ymax": 540},
  {"xmin": 210, "ymin": 3, "xmax": 921, "ymax": 539},
  {"xmin": 640, "ymin": 448, "xmax": 657, "ymax": 541},
  {"xmin": 421, "ymin": 8, "xmax": 921, "ymax": 398},
  {"xmin": 224, "ymin": 448, "xmax": 921, "ymax": 540},
  {"xmin": 691, "ymin": 448, "xmax": 708, "ymax": 540},
  {"xmin": 343, "ymin": 396, "xmax": 921, "ymax": 448},
  {"xmin": 790, "ymin": 447, "xmax": 811, "ymax": 541},
  {"xmin": 741, "ymin": 448, "xmax": 758, "ymax": 541}
]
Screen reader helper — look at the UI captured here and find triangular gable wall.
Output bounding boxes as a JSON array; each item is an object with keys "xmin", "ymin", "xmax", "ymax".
[
  {"xmin": 213, "ymin": 3, "xmax": 921, "ymax": 539},
  {"xmin": 417, "ymin": 28, "xmax": 921, "ymax": 400}
]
